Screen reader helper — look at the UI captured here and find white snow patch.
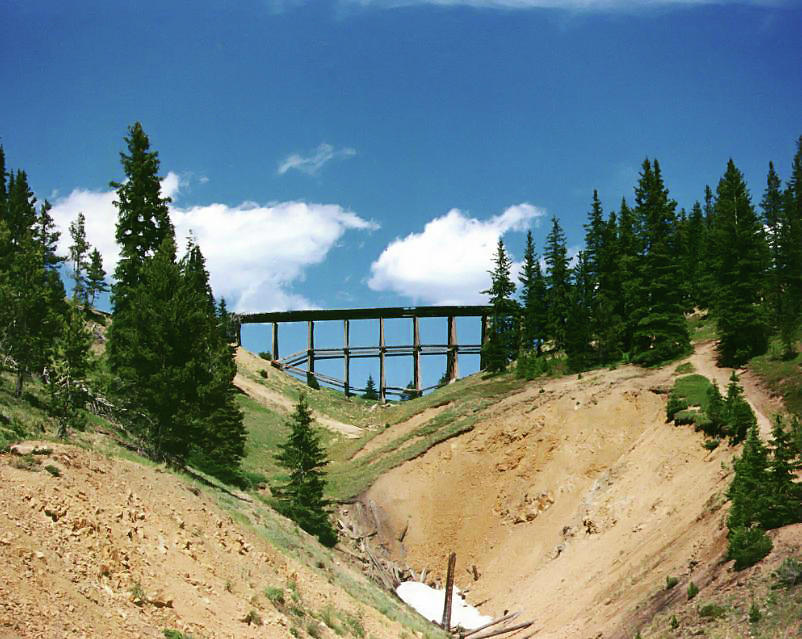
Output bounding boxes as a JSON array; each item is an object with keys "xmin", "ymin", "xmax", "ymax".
[{"xmin": 396, "ymin": 581, "xmax": 492, "ymax": 630}]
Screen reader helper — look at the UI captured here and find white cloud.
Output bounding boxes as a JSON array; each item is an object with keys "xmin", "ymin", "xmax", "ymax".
[
  {"xmin": 49, "ymin": 171, "xmax": 378, "ymax": 312},
  {"xmin": 346, "ymin": 0, "xmax": 777, "ymax": 9},
  {"xmin": 368, "ymin": 203, "xmax": 544, "ymax": 305},
  {"xmin": 277, "ymin": 143, "xmax": 357, "ymax": 176}
]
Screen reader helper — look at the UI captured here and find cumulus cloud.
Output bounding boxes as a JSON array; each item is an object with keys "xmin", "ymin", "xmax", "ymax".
[
  {"xmin": 49, "ymin": 172, "xmax": 378, "ymax": 312},
  {"xmin": 368, "ymin": 203, "xmax": 544, "ymax": 305},
  {"xmin": 277, "ymin": 143, "xmax": 357, "ymax": 176}
]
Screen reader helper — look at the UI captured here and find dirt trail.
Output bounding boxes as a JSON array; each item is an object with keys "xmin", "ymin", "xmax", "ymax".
[
  {"xmin": 0, "ymin": 443, "xmax": 404, "ymax": 639},
  {"xmin": 234, "ymin": 349, "xmax": 363, "ymax": 439},
  {"xmin": 362, "ymin": 342, "xmax": 783, "ymax": 639},
  {"xmin": 352, "ymin": 402, "xmax": 453, "ymax": 460},
  {"xmin": 687, "ymin": 341, "xmax": 781, "ymax": 437}
]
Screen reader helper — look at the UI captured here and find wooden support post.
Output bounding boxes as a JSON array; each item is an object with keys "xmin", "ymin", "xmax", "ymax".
[
  {"xmin": 447, "ymin": 316, "xmax": 458, "ymax": 383},
  {"xmin": 441, "ymin": 552, "xmax": 457, "ymax": 631},
  {"xmin": 272, "ymin": 322, "xmax": 280, "ymax": 360},
  {"xmin": 413, "ymin": 316, "xmax": 421, "ymax": 396},
  {"xmin": 479, "ymin": 314, "xmax": 489, "ymax": 370},
  {"xmin": 379, "ymin": 318, "xmax": 386, "ymax": 403},
  {"xmin": 343, "ymin": 319, "xmax": 350, "ymax": 397},
  {"xmin": 307, "ymin": 320, "xmax": 315, "ymax": 373}
]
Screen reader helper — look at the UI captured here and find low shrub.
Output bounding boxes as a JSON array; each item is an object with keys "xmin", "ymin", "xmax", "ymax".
[
  {"xmin": 665, "ymin": 575, "xmax": 679, "ymax": 590},
  {"xmin": 702, "ymin": 439, "xmax": 720, "ymax": 451},
  {"xmin": 44, "ymin": 464, "xmax": 61, "ymax": 477},
  {"xmin": 773, "ymin": 557, "xmax": 802, "ymax": 588},
  {"xmin": 748, "ymin": 602, "xmax": 762, "ymax": 623},
  {"xmin": 687, "ymin": 581, "xmax": 699, "ymax": 600},
  {"xmin": 698, "ymin": 603, "xmax": 726, "ymax": 619},
  {"xmin": 265, "ymin": 586, "xmax": 285, "ymax": 606},
  {"xmin": 258, "ymin": 351, "xmax": 272, "ymax": 361}
]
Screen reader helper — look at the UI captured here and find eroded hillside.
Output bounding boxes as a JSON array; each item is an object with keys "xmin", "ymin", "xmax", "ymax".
[{"xmin": 355, "ymin": 344, "xmax": 800, "ymax": 638}]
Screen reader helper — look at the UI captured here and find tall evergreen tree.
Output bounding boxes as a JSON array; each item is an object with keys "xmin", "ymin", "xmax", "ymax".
[
  {"xmin": 274, "ymin": 394, "xmax": 338, "ymax": 547},
  {"xmin": 616, "ymin": 198, "xmax": 640, "ymax": 354},
  {"xmin": 631, "ymin": 159, "xmax": 690, "ymax": 366},
  {"xmin": 85, "ymin": 248, "xmax": 108, "ymax": 307},
  {"xmin": 482, "ymin": 238, "xmax": 518, "ymax": 371},
  {"xmin": 727, "ymin": 422, "xmax": 771, "ymax": 532},
  {"xmin": 2, "ymin": 170, "xmax": 64, "ymax": 396},
  {"xmin": 762, "ymin": 162, "xmax": 784, "ymax": 330},
  {"xmin": 69, "ymin": 212, "xmax": 90, "ymax": 303},
  {"xmin": 518, "ymin": 230, "xmax": 547, "ymax": 354},
  {"xmin": 681, "ymin": 202, "xmax": 706, "ymax": 310},
  {"xmin": 565, "ymin": 251, "xmax": 595, "ymax": 371},
  {"xmin": 109, "ymin": 122, "xmax": 174, "ymax": 319},
  {"xmin": 710, "ymin": 160, "xmax": 770, "ymax": 366},
  {"xmin": 544, "ymin": 217, "xmax": 570, "ymax": 352},
  {"xmin": 776, "ymin": 138, "xmax": 802, "ymax": 353}
]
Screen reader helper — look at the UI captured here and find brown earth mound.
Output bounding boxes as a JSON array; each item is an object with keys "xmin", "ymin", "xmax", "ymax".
[{"xmin": 0, "ymin": 444, "xmax": 406, "ymax": 639}]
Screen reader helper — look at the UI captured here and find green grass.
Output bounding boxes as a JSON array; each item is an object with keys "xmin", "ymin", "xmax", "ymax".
[
  {"xmin": 675, "ymin": 362, "xmax": 695, "ymax": 375},
  {"xmin": 688, "ymin": 314, "xmax": 718, "ymax": 343},
  {"xmin": 672, "ymin": 374, "xmax": 714, "ymax": 410},
  {"xmin": 749, "ymin": 340, "xmax": 802, "ymax": 417}
]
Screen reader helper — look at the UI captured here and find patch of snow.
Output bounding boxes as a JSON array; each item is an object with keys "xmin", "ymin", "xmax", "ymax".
[{"xmin": 396, "ymin": 581, "xmax": 492, "ymax": 630}]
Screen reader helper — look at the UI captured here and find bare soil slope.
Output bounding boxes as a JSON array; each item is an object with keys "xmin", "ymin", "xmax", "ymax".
[
  {"xmin": 362, "ymin": 346, "xmax": 787, "ymax": 638},
  {"xmin": 0, "ymin": 444, "xmax": 409, "ymax": 639}
]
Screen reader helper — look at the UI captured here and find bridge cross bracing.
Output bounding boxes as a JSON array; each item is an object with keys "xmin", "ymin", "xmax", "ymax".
[{"xmin": 236, "ymin": 305, "xmax": 491, "ymax": 402}]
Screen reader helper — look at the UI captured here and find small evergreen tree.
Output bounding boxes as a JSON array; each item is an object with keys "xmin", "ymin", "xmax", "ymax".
[
  {"xmin": 723, "ymin": 372, "xmax": 756, "ymax": 444},
  {"xmin": 47, "ymin": 300, "xmax": 92, "ymax": 438},
  {"xmin": 565, "ymin": 251, "xmax": 595, "ymax": 371},
  {"xmin": 274, "ymin": 394, "xmax": 338, "ymax": 547},
  {"xmin": 727, "ymin": 423, "xmax": 770, "ymax": 534},
  {"xmin": 482, "ymin": 238, "xmax": 518, "ymax": 372},
  {"xmin": 85, "ymin": 248, "xmax": 108, "ymax": 307},
  {"xmin": 764, "ymin": 415, "xmax": 802, "ymax": 529},
  {"xmin": 362, "ymin": 374, "xmax": 378, "ymax": 400}
]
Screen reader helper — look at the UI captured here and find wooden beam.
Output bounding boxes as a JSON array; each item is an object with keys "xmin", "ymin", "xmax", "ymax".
[
  {"xmin": 272, "ymin": 322, "xmax": 279, "ymax": 360},
  {"xmin": 343, "ymin": 320, "xmax": 350, "ymax": 397},
  {"xmin": 240, "ymin": 304, "xmax": 491, "ymax": 324},
  {"xmin": 413, "ymin": 316, "xmax": 421, "ymax": 396},
  {"xmin": 307, "ymin": 320, "xmax": 315, "ymax": 373},
  {"xmin": 447, "ymin": 316, "xmax": 458, "ymax": 383},
  {"xmin": 379, "ymin": 318, "xmax": 386, "ymax": 404},
  {"xmin": 441, "ymin": 552, "xmax": 457, "ymax": 631}
]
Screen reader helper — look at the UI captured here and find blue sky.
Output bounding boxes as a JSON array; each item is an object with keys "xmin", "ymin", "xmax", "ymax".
[{"xmin": 2, "ymin": 0, "xmax": 801, "ymax": 389}]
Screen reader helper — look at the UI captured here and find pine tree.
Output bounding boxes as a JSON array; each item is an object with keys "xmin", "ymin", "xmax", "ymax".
[
  {"xmin": 544, "ymin": 217, "xmax": 570, "ymax": 352},
  {"xmin": 705, "ymin": 381, "xmax": 726, "ymax": 438},
  {"xmin": 616, "ymin": 199, "xmax": 640, "ymax": 354},
  {"xmin": 47, "ymin": 300, "xmax": 92, "ymax": 438},
  {"xmin": 565, "ymin": 251, "xmax": 595, "ymax": 371},
  {"xmin": 710, "ymin": 160, "xmax": 770, "ymax": 366},
  {"xmin": 109, "ymin": 122, "xmax": 174, "ymax": 332},
  {"xmin": 482, "ymin": 238, "xmax": 518, "ymax": 372},
  {"xmin": 727, "ymin": 422, "xmax": 771, "ymax": 532},
  {"xmin": 776, "ymin": 137, "xmax": 802, "ymax": 354},
  {"xmin": 3, "ymin": 170, "xmax": 64, "ymax": 396},
  {"xmin": 723, "ymin": 372, "xmax": 756, "ymax": 444},
  {"xmin": 518, "ymin": 230, "xmax": 547, "ymax": 354},
  {"xmin": 69, "ymin": 212, "xmax": 90, "ymax": 303},
  {"xmin": 631, "ymin": 159, "xmax": 690, "ymax": 366},
  {"xmin": 362, "ymin": 374, "xmax": 378, "ymax": 400},
  {"xmin": 274, "ymin": 394, "xmax": 338, "ymax": 547},
  {"xmin": 762, "ymin": 162, "xmax": 784, "ymax": 331},
  {"xmin": 595, "ymin": 208, "xmax": 623, "ymax": 363},
  {"xmin": 682, "ymin": 202, "xmax": 706, "ymax": 310},
  {"xmin": 216, "ymin": 298, "xmax": 237, "ymax": 344},
  {"xmin": 180, "ymin": 241, "xmax": 246, "ymax": 482},
  {"xmin": 764, "ymin": 415, "xmax": 802, "ymax": 529},
  {"xmin": 86, "ymin": 248, "xmax": 108, "ymax": 307}
]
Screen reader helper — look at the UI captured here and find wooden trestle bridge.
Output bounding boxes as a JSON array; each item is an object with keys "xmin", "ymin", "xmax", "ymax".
[{"xmin": 236, "ymin": 305, "xmax": 491, "ymax": 402}]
